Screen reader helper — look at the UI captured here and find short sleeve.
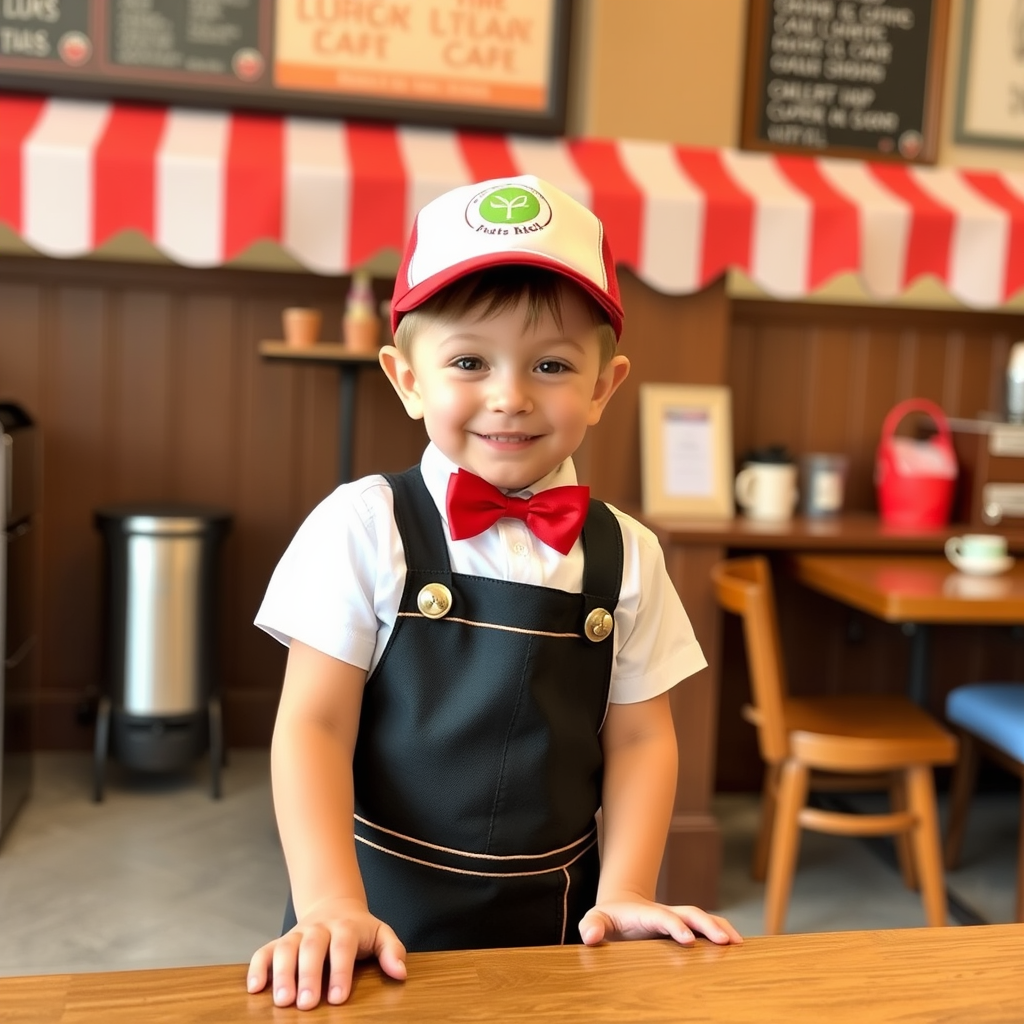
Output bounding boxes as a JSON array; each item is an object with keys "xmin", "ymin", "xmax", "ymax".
[
  {"xmin": 607, "ymin": 511, "xmax": 707, "ymax": 704},
  {"xmin": 254, "ymin": 478, "xmax": 395, "ymax": 671}
]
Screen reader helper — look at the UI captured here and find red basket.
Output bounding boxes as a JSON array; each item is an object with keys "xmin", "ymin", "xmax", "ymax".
[{"xmin": 875, "ymin": 398, "xmax": 957, "ymax": 528}]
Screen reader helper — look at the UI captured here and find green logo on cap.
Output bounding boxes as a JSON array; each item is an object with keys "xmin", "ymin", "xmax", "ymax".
[{"xmin": 479, "ymin": 186, "xmax": 542, "ymax": 225}]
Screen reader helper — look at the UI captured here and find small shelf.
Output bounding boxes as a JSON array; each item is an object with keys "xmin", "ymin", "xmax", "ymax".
[
  {"xmin": 257, "ymin": 341, "xmax": 384, "ymax": 484},
  {"xmin": 258, "ymin": 341, "xmax": 381, "ymax": 364}
]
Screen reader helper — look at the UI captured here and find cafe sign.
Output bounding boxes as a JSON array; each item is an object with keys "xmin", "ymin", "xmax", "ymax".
[{"xmin": 0, "ymin": 0, "xmax": 572, "ymax": 134}]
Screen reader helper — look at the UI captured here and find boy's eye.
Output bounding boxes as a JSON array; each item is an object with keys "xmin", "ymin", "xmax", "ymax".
[
  {"xmin": 536, "ymin": 360, "xmax": 570, "ymax": 374},
  {"xmin": 451, "ymin": 356, "xmax": 484, "ymax": 371}
]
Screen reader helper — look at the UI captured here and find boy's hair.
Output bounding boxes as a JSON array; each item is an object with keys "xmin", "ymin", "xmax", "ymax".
[{"xmin": 393, "ymin": 265, "xmax": 618, "ymax": 368}]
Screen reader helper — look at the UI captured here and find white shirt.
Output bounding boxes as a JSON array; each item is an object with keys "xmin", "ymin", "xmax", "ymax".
[{"xmin": 255, "ymin": 443, "xmax": 706, "ymax": 704}]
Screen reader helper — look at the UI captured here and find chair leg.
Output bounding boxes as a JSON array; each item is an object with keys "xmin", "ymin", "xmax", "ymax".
[
  {"xmin": 763, "ymin": 759, "xmax": 808, "ymax": 936},
  {"xmin": 752, "ymin": 763, "xmax": 780, "ymax": 883},
  {"xmin": 889, "ymin": 772, "xmax": 918, "ymax": 891},
  {"xmin": 905, "ymin": 765, "xmax": 948, "ymax": 927},
  {"xmin": 944, "ymin": 730, "xmax": 979, "ymax": 871}
]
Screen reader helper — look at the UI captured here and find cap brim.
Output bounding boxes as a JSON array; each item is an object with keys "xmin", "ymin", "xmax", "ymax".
[{"xmin": 391, "ymin": 252, "xmax": 624, "ymax": 339}]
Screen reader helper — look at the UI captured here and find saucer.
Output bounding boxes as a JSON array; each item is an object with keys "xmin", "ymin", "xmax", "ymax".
[{"xmin": 947, "ymin": 553, "xmax": 1015, "ymax": 577}]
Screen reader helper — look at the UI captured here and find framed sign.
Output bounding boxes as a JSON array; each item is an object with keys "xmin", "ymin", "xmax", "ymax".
[
  {"xmin": 741, "ymin": 0, "xmax": 949, "ymax": 162},
  {"xmin": 955, "ymin": 0, "xmax": 1024, "ymax": 147},
  {"xmin": 640, "ymin": 385, "xmax": 734, "ymax": 519},
  {"xmin": 0, "ymin": 0, "xmax": 572, "ymax": 134}
]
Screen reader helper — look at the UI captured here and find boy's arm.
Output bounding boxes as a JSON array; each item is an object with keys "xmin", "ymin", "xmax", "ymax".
[
  {"xmin": 580, "ymin": 691, "xmax": 741, "ymax": 946},
  {"xmin": 247, "ymin": 640, "xmax": 406, "ymax": 1010}
]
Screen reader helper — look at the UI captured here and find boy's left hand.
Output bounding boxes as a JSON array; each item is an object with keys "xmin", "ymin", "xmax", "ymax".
[{"xmin": 579, "ymin": 898, "xmax": 743, "ymax": 947}]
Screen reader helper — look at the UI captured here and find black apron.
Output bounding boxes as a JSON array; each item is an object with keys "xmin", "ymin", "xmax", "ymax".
[{"xmin": 283, "ymin": 465, "xmax": 622, "ymax": 952}]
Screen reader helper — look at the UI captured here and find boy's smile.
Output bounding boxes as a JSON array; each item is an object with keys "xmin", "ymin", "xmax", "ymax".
[{"xmin": 381, "ymin": 287, "xmax": 629, "ymax": 493}]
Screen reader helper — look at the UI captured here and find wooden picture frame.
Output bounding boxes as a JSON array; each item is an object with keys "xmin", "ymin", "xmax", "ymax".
[
  {"xmin": 740, "ymin": 0, "xmax": 949, "ymax": 163},
  {"xmin": 954, "ymin": 0, "xmax": 1024, "ymax": 148},
  {"xmin": 639, "ymin": 385, "xmax": 734, "ymax": 519},
  {"xmin": 0, "ymin": 0, "xmax": 573, "ymax": 135}
]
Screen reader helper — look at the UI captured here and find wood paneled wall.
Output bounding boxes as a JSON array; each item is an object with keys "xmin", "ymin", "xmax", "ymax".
[
  {"xmin": 6, "ymin": 251, "xmax": 1024, "ymax": 772},
  {"xmin": 730, "ymin": 300, "xmax": 1022, "ymax": 511},
  {"xmin": 579, "ymin": 271, "xmax": 730, "ymax": 505}
]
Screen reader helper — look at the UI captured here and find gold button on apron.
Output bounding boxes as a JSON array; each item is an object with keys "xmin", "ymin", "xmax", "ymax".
[
  {"xmin": 584, "ymin": 608, "xmax": 613, "ymax": 642},
  {"xmin": 417, "ymin": 583, "xmax": 453, "ymax": 619}
]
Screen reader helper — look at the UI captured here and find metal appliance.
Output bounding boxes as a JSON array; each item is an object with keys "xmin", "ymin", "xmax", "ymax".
[
  {"xmin": 0, "ymin": 403, "xmax": 38, "ymax": 847},
  {"xmin": 1007, "ymin": 341, "xmax": 1024, "ymax": 424},
  {"xmin": 93, "ymin": 505, "xmax": 231, "ymax": 801}
]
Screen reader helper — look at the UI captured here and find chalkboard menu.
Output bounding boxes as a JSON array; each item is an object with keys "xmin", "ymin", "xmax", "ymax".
[
  {"xmin": 741, "ymin": 0, "xmax": 949, "ymax": 162},
  {"xmin": 0, "ymin": 0, "xmax": 572, "ymax": 134}
]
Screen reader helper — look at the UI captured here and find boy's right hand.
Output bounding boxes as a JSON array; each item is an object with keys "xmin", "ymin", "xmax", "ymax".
[{"xmin": 247, "ymin": 897, "xmax": 407, "ymax": 1010}]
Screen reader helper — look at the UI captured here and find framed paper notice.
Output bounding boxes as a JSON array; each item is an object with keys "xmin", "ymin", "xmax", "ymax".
[
  {"xmin": 955, "ymin": 0, "xmax": 1024, "ymax": 147},
  {"xmin": 640, "ymin": 385, "xmax": 734, "ymax": 519}
]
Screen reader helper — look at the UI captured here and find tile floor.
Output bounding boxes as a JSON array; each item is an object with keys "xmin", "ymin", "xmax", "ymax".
[{"xmin": 0, "ymin": 752, "xmax": 1018, "ymax": 977}]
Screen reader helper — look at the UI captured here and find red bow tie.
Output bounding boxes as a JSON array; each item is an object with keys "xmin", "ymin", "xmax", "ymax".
[{"xmin": 445, "ymin": 469, "xmax": 590, "ymax": 556}]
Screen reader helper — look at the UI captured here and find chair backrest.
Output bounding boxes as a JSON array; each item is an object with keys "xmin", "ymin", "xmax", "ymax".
[{"xmin": 710, "ymin": 556, "xmax": 790, "ymax": 763}]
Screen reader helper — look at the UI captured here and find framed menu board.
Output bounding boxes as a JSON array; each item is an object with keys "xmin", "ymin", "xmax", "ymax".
[
  {"xmin": 741, "ymin": 0, "xmax": 949, "ymax": 162},
  {"xmin": 0, "ymin": 0, "xmax": 572, "ymax": 134}
]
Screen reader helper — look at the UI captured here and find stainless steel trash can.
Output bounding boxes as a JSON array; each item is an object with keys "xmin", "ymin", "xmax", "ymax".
[{"xmin": 93, "ymin": 504, "xmax": 231, "ymax": 800}]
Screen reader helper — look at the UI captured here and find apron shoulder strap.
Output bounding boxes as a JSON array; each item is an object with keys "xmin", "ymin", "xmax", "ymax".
[
  {"xmin": 383, "ymin": 466, "xmax": 452, "ymax": 575},
  {"xmin": 580, "ymin": 500, "xmax": 623, "ymax": 612}
]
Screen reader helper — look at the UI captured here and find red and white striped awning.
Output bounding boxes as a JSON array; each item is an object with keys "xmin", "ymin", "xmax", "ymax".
[{"xmin": 4, "ymin": 92, "xmax": 1024, "ymax": 307}]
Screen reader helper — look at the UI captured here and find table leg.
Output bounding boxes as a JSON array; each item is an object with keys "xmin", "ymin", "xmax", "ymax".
[
  {"xmin": 338, "ymin": 365, "xmax": 359, "ymax": 484},
  {"xmin": 902, "ymin": 622, "xmax": 931, "ymax": 706}
]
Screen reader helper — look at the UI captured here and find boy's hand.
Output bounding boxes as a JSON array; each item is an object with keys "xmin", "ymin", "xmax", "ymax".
[
  {"xmin": 247, "ymin": 897, "xmax": 407, "ymax": 1010},
  {"xmin": 579, "ymin": 897, "xmax": 743, "ymax": 947}
]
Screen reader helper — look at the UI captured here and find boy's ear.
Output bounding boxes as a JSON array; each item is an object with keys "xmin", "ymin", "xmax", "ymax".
[
  {"xmin": 379, "ymin": 345, "xmax": 424, "ymax": 420},
  {"xmin": 587, "ymin": 354, "xmax": 630, "ymax": 426}
]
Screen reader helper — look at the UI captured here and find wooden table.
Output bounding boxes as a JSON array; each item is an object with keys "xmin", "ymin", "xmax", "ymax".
[
  {"xmin": 3, "ymin": 927, "xmax": 1021, "ymax": 1023},
  {"xmin": 791, "ymin": 553, "xmax": 1024, "ymax": 703}
]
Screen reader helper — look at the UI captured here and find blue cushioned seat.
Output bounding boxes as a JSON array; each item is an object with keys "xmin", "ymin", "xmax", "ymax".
[
  {"xmin": 944, "ymin": 681, "xmax": 1024, "ymax": 922},
  {"xmin": 946, "ymin": 683, "xmax": 1024, "ymax": 763}
]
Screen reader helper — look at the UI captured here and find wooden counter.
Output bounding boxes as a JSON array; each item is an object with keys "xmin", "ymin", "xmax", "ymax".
[
  {"xmin": 642, "ymin": 511, "xmax": 1024, "ymax": 551},
  {"xmin": 3, "ymin": 927, "xmax": 1020, "ymax": 1023}
]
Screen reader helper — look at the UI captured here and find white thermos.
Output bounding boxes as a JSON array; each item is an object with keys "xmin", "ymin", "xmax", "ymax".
[{"xmin": 1008, "ymin": 341, "xmax": 1024, "ymax": 423}]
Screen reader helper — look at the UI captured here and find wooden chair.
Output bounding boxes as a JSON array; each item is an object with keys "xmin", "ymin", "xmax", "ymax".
[
  {"xmin": 943, "ymin": 682, "xmax": 1024, "ymax": 922},
  {"xmin": 711, "ymin": 556, "xmax": 958, "ymax": 934}
]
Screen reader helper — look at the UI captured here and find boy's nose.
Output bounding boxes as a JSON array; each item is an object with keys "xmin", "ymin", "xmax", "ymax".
[{"xmin": 486, "ymin": 374, "xmax": 533, "ymax": 414}]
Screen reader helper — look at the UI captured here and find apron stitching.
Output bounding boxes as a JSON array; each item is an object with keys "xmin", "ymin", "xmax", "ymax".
[
  {"xmin": 560, "ymin": 867, "xmax": 570, "ymax": 945},
  {"xmin": 396, "ymin": 612, "xmax": 581, "ymax": 639},
  {"xmin": 354, "ymin": 834, "xmax": 598, "ymax": 878},
  {"xmin": 485, "ymin": 635, "xmax": 531, "ymax": 851},
  {"xmin": 355, "ymin": 813, "xmax": 597, "ymax": 860}
]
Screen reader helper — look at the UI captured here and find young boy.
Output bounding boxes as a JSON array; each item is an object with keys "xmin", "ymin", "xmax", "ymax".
[{"xmin": 248, "ymin": 176, "xmax": 741, "ymax": 1010}]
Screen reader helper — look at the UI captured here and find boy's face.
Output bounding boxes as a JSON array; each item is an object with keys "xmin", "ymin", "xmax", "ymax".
[{"xmin": 381, "ymin": 286, "xmax": 629, "ymax": 492}]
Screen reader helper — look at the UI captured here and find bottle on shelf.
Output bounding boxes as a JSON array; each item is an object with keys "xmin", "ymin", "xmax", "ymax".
[{"xmin": 343, "ymin": 271, "xmax": 382, "ymax": 354}]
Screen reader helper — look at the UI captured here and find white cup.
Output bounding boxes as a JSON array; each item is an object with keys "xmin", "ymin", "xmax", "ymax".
[
  {"xmin": 735, "ymin": 463, "xmax": 799, "ymax": 521},
  {"xmin": 944, "ymin": 533, "xmax": 1010, "ymax": 575}
]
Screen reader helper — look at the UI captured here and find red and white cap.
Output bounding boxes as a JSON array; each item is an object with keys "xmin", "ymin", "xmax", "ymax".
[{"xmin": 391, "ymin": 175, "xmax": 623, "ymax": 338}]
